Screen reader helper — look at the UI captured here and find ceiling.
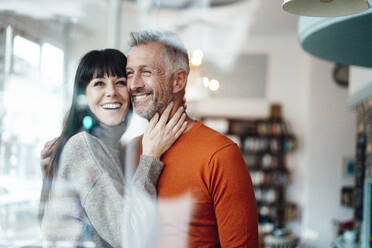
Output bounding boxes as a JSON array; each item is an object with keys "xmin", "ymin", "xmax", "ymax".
[
  {"xmin": 250, "ymin": 0, "xmax": 298, "ymax": 35},
  {"xmin": 0, "ymin": 0, "xmax": 299, "ymax": 36}
]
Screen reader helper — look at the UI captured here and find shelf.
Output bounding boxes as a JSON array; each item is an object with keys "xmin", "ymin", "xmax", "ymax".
[
  {"xmin": 243, "ymin": 150, "xmax": 284, "ymax": 156},
  {"xmin": 248, "ymin": 167, "xmax": 288, "ymax": 173},
  {"xmin": 254, "ymin": 184, "xmax": 287, "ymax": 189},
  {"xmin": 257, "ymin": 201, "xmax": 280, "ymax": 207}
]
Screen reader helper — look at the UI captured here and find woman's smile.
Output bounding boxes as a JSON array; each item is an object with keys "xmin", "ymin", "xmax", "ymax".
[{"xmin": 101, "ymin": 102, "xmax": 123, "ymax": 110}]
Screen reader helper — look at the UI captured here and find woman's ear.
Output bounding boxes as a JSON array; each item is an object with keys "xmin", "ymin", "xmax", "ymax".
[{"xmin": 172, "ymin": 69, "xmax": 188, "ymax": 94}]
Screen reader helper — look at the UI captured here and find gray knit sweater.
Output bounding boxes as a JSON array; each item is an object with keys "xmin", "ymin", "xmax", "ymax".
[{"xmin": 41, "ymin": 124, "xmax": 164, "ymax": 248}]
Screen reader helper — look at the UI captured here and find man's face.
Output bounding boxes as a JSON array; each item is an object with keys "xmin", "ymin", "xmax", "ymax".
[{"xmin": 126, "ymin": 43, "xmax": 173, "ymax": 120}]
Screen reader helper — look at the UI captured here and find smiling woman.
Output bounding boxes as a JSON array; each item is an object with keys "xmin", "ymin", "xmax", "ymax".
[{"xmin": 39, "ymin": 48, "xmax": 187, "ymax": 247}]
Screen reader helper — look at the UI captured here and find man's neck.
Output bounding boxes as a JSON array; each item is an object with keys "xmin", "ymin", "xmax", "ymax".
[
  {"xmin": 169, "ymin": 98, "xmax": 195, "ymax": 133},
  {"xmin": 183, "ymin": 115, "xmax": 195, "ymax": 133}
]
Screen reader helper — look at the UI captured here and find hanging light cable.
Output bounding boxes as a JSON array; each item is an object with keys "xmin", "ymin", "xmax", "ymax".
[{"xmin": 282, "ymin": 0, "xmax": 370, "ymax": 17}]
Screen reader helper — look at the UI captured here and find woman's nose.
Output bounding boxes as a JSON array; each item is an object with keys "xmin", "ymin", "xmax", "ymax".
[{"xmin": 105, "ymin": 84, "xmax": 117, "ymax": 97}]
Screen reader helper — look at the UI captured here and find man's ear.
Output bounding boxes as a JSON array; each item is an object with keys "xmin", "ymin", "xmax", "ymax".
[{"xmin": 172, "ymin": 69, "xmax": 188, "ymax": 94}]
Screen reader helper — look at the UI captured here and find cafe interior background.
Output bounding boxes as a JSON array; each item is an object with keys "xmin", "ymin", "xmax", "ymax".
[{"xmin": 1, "ymin": 0, "xmax": 372, "ymax": 247}]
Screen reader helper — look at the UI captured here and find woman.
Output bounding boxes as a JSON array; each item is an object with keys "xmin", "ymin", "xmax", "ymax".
[{"xmin": 39, "ymin": 49, "xmax": 186, "ymax": 247}]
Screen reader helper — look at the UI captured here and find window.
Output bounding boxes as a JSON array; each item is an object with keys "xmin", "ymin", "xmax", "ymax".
[{"xmin": 0, "ymin": 29, "xmax": 65, "ymax": 243}]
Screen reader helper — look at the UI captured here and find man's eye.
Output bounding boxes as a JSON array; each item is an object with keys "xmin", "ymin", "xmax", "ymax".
[
  {"xmin": 126, "ymin": 71, "xmax": 133, "ymax": 77},
  {"xmin": 94, "ymin": 81, "xmax": 104, "ymax": 87},
  {"xmin": 116, "ymin": 80, "xmax": 127, "ymax": 86},
  {"xmin": 142, "ymin": 70, "xmax": 151, "ymax": 76}
]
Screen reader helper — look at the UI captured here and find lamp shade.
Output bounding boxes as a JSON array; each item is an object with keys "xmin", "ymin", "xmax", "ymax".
[
  {"xmin": 298, "ymin": 8, "xmax": 372, "ymax": 67},
  {"xmin": 282, "ymin": 0, "xmax": 370, "ymax": 17}
]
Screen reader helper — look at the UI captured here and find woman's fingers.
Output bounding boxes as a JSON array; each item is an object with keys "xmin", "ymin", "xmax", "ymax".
[
  {"xmin": 158, "ymin": 101, "xmax": 174, "ymax": 126},
  {"xmin": 148, "ymin": 112, "xmax": 159, "ymax": 131},
  {"xmin": 166, "ymin": 106, "xmax": 184, "ymax": 129},
  {"xmin": 171, "ymin": 113, "xmax": 186, "ymax": 133},
  {"xmin": 174, "ymin": 121, "xmax": 188, "ymax": 138},
  {"xmin": 40, "ymin": 137, "xmax": 58, "ymax": 177},
  {"xmin": 40, "ymin": 138, "xmax": 58, "ymax": 158},
  {"xmin": 142, "ymin": 101, "xmax": 188, "ymax": 159}
]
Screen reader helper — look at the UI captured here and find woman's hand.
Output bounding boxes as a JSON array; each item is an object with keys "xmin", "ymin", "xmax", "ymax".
[
  {"xmin": 142, "ymin": 102, "xmax": 187, "ymax": 159},
  {"xmin": 40, "ymin": 137, "xmax": 58, "ymax": 177}
]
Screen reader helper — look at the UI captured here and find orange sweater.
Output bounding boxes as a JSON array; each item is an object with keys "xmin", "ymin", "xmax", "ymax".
[{"xmin": 156, "ymin": 121, "xmax": 258, "ymax": 247}]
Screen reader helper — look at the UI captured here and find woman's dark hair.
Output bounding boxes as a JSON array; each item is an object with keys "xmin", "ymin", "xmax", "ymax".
[{"xmin": 39, "ymin": 48, "xmax": 131, "ymax": 221}]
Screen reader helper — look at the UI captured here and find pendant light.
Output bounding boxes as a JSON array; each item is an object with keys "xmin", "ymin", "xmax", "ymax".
[{"xmin": 282, "ymin": 0, "xmax": 370, "ymax": 17}]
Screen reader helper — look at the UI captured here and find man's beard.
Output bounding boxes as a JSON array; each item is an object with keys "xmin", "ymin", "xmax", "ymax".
[{"xmin": 130, "ymin": 86, "xmax": 173, "ymax": 120}]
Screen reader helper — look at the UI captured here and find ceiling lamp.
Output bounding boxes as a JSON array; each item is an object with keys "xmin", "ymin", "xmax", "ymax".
[{"xmin": 282, "ymin": 0, "xmax": 370, "ymax": 17}]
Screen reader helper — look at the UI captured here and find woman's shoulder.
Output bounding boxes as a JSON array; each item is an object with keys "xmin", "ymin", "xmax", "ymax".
[
  {"xmin": 55, "ymin": 132, "xmax": 103, "ymax": 200},
  {"xmin": 59, "ymin": 131, "xmax": 101, "ymax": 169},
  {"xmin": 64, "ymin": 131, "xmax": 87, "ymax": 149},
  {"xmin": 63, "ymin": 131, "xmax": 101, "ymax": 153}
]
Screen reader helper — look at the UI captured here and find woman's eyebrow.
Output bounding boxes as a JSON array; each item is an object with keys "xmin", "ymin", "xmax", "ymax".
[{"xmin": 90, "ymin": 77, "xmax": 105, "ymax": 81}]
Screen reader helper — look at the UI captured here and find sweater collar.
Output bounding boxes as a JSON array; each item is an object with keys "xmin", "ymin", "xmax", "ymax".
[{"xmin": 95, "ymin": 122, "xmax": 126, "ymax": 150}]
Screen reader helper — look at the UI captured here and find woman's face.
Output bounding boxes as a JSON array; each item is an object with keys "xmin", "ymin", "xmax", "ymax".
[{"xmin": 86, "ymin": 74, "xmax": 129, "ymax": 126}]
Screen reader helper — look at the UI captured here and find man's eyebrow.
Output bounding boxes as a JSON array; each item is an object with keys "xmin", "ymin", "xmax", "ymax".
[{"xmin": 127, "ymin": 64, "xmax": 151, "ymax": 69}]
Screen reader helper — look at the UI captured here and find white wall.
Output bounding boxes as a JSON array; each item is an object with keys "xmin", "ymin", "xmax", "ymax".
[{"xmin": 304, "ymin": 58, "xmax": 355, "ymax": 246}]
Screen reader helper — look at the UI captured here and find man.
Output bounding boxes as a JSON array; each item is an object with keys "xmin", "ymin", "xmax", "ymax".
[{"xmin": 125, "ymin": 30, "xmax": 258, "ymax": 247}]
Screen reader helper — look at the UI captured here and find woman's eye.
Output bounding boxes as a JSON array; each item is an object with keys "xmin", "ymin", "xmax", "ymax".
[
  {"xmin": 116, "ymin": 80, "xmax": 127, "ymax": 86},
  {"xmin": 94, "ymin": 81, "xmax": 104, "ymax": 87},
  {"xmin": 126, "ymin": 71, "xmax": 133, "ymax": 78},
  {"xmin": 142, "ymin": 70, "xmax": 151, "ymax": 76}
]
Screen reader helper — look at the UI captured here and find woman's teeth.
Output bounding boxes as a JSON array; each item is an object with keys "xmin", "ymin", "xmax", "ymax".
[{"xmin": 102, "ymin": 103, "xmax": 122, "ymax": 109}]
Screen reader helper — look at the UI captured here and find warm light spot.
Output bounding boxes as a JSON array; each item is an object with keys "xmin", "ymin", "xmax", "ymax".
[
  {"xmin": 191, "ymin": 56, "xmax": 202, "ymax": 66},
  {"xmin": 191, "ymin": 49, "xmax": 204, "ymax": 66},
  {"xmin": 193, "ymin": 49, "xmax": 203, "ymax": 59},
  {"xmin": 209, "ymin": 79, "xmax": 220, "ymax": 91}
]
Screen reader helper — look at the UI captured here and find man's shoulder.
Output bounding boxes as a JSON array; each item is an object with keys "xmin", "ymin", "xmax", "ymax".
[
  {"xmin": 188, "ymin": 121, "xmax": 237, "ymax": 151},
  {"xmin": 194, "ymin": 121, "xmax": 235, "ymax": 143}
]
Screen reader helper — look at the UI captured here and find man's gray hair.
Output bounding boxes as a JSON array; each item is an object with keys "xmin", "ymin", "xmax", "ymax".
[{"xmin": 128, "ymin": 30, "xmax": 190, "ymax": 75}]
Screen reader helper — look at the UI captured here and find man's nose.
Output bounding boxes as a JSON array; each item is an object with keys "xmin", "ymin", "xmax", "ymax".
[{"xmin": 128, "ymin": 73, "xmax": 144, "ymax": 91}]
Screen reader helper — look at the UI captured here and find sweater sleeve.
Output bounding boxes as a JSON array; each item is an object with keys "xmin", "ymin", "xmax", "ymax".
[
  {"xmin": 208, "ymin": 144, "xmax": 258, "ymax": 248},
  {"xmin": 83, "ymin": 154, "xmax": 164, "ymax": 248},
  {"xmin": 42, "ymin": 134, "xmax": 165, "ymax": 247},
  {"xmin": 132, "ymin": 155, "xmax": 164, "ymax": 195},
  {"xmin": 41, "ymin": 134, "xmax": 101, "ymax": 244}
]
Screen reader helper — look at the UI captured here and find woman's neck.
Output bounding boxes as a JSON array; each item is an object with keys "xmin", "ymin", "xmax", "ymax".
[{"xmin": 94, "ymin": 122, "xmax": 126, "ymax": 150}]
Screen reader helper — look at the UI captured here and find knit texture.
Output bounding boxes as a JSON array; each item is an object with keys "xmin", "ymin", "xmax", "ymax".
[
  {"xmin": 41, "ymin": 125, "xmax": 163, "ymax": 248},
  {"xmin": 156, "ymin": 120, "xmax": 258, "ymax": 247}
]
